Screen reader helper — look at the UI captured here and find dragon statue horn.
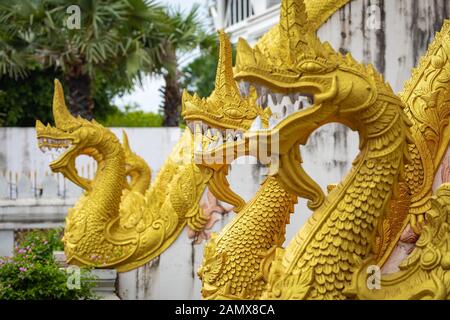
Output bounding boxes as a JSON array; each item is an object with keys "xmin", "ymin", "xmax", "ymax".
[
  {"xmin": 53, "ymin": 79, "xmax": 80, "ymax": 130},
  {"xmin": 279, "ymin": 0, "xmax": 311, "ymax": 64},
  {"xmin": 183, "ymin": 30, "xmax": 242, "ymax": 125},
  {"xmin": 182, "ymin": 30, "xmax": 261, "ymax": 130},
  {"xmin": 122, "ymin": 130, "xmax": 131, "ymax": 154},
  {"xmin": 215, "ymin": 30, "xmax": 239, "ymax": 96}
]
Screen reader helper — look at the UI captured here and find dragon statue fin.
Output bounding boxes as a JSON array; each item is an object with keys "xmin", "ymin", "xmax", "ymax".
[
  {"xmin": 122, "ymin": 130, "xmax": 131, "ymax": 153},
  {"xmin": 374, "ymin": 20, "xmax": 450, "ymax": 266},
  {"xmin": 121, "ymin": 129, "xmax": 152, "ymax": 194},
  {"xmin": 53, "ymin": 79, "xmax": 81, "ymax": 130},
  {"xmin": 400, "ymin": 20, "xmax": 450, "ymax": 230}
]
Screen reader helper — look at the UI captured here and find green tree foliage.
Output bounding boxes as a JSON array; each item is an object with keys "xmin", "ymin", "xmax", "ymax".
[
  {"xmin": 0, "ymin": 69, "xmax": 56, "ymax": 126},
  {"xmin": 0, "ymin": 0, "xmax": 167, "ymax": 119},
  {"xmin": 0, "ymin": 67, "xmax": 127, "ymax": 126},
  {"xmin": 101, "ymin": 104, "xmax": 163, "ymax": 127},
  {"xmin": 157, "ymin": 5, "xmax": 216, "ymax": 127},
  {"xmin": 0, "ymin": 0, "xmax": 217, "ymax": 127}
]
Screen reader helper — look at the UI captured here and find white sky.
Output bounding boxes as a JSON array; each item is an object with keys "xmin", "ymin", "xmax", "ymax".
[{"xmin": 113, "ymin": 0, "xmax": 208, "ymax": 113}]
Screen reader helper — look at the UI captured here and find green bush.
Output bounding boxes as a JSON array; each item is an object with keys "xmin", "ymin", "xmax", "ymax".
[
  {"xmin": 15, "ymin": 229, "xmax": 65, "ymax": 262},
  {"xmin": 101, "ymin": 105, "xmax": 164, "ymax": 127},
  {"xmin": 0, "ymin": 228, "xmax": 97, "ymax": 300}
]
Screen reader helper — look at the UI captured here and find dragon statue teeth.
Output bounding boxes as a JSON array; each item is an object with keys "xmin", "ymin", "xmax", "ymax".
[{"xmin": 193, "ymin": 0, "xmax": 450, "ymax": 300}]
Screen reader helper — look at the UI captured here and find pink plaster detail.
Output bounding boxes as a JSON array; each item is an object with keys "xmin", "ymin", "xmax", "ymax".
[
  {"xmin": 187, "ymin": 189, "xmax": 232, "ymax": 244},
  {"xmin": 440, "ymin": 153, "xmax": 450, "ymax": 183},
  {"xmin": 381, "ymin": 224, "xmax": 419, "ymax": 274}
]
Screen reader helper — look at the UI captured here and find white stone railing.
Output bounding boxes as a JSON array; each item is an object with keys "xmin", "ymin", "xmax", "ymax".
[{"xmin": 0, "ymin": 171, "xmax": 82, "ymax": 200}]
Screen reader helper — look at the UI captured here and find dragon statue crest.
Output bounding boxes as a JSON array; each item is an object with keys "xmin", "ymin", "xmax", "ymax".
[{"xmin": 191, "ymin": 0, "xmax": 450, "ymax": 300}]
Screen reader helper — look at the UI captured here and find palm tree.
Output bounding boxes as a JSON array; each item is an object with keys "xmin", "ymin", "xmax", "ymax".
[
  {"xmin": 0, "ymin": 0, "xmax": 167, "ymax": 119},
  {"xmin": 158, "ymin": 5, "xmax": 216, "ymax": 126}
]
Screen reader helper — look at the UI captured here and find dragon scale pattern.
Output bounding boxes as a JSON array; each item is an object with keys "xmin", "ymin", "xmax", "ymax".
[
  {"xmin": 264, "ymin": 92, "xmax": 408, "ymax": 299},
  {"xmin": 199, "ymin": 177, "xmax": 297, "ymax": 299},
  {"xmin": 64, "ymin": 131, "xmax": 137, "ymax": 265}
]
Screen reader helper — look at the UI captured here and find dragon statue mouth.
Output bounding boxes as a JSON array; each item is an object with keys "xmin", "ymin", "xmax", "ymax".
[
  {"xmin": 186, "ymin": 85, "xmax": 320, "ymax": 157},
  {"xmin": 186, "ymin": 81, "xmax": 319, "ymax": 139},
  {"xmin": 37, "ymin": 134, "xmax": 75, "ymax": 168},
  {"xmin": 185, "ymin": 121, "xmax": 244, "ymax": 153},
  {"xmin": 196, "ymin": 76, "xmax": 338, "ymax": 161},
  {"xmin": 239, "ymin": 83, "xmax": 317, "ymax": 129},
  {"xmin": 35, "ymin": 80, "xmax": 103, "ymax": 191},
  {"xmin": 36, "ymin": 120, "xmax": 90, "ymax": 191}
]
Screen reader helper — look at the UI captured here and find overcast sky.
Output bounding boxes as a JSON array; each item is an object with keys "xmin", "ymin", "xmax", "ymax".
[{"xmin": 113, "ymin": 0, "xmax": 208, "ymax": 113}]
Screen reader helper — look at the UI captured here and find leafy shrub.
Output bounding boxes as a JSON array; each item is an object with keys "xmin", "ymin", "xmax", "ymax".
[
  {"xmin": 0, "ymin": 69, "xmax": 57, "ymax": 126},
  {"xmin": 101, "ymin": 104, "xmax": 164, "ymax": 127},
  {"xmin": 0, "ymin": 228, "xmax": 96, "ymax": 300},
  {"xmin": 15, "ymin": 228, "xmax": 65, "ymax": 262}
]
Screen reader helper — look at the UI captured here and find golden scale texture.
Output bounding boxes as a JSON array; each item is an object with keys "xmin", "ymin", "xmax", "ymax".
[{"xmin": 198, "ymin": 177, "xmax": 297, "ymax": 299}]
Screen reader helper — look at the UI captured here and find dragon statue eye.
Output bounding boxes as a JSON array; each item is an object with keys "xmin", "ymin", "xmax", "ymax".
[
  {"xmin": 297, "ymin": 61, "xmax": 329, "ymax": 73},
  {"xmin": 224, "ymin": 108, "xmax": 244, "ymax": 119}
]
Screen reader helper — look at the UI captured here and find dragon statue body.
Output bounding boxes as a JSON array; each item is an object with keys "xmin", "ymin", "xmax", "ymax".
[{"xmin": 191, "ymin": 0, "xmax": 450, "ymax": 300}]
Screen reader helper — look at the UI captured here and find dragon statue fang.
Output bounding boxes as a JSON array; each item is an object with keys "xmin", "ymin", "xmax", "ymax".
[{"xmin": 191, "ymin": 0, "xmax": 450, "ymax": 300}]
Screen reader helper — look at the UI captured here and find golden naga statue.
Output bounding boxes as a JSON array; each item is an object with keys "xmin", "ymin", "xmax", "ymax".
[
  {"xmin": 192, "ymin": 0, "xmax": 450, "ymax": 300},
  {"xmin": 36, "ymin": 80, "xmax": 225, "ymax": 271}
]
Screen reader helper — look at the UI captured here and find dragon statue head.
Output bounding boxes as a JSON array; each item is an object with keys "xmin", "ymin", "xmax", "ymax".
[
  {"xmin": 182, "ymin": 30, "xmax": 269, "ymax": 212},
  {"xmin": 198, "ymin": 0, "xmax": 412, "ymax": 210},
  {"xmin": 234, "ymin": 0, "xmax": 377, "ymax": 134},
  {"xmin": 182, "ymin": 31, "xmax": 269, "ymax": 132},
  {"xmin": 36, "ymin": 79, "xmax": 125, "ymax": 192}
]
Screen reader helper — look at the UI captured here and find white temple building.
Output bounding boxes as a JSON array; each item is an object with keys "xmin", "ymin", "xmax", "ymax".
[{"xmin": 209, "ymin": 0, "xmax": 281, "ymax": 44}]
